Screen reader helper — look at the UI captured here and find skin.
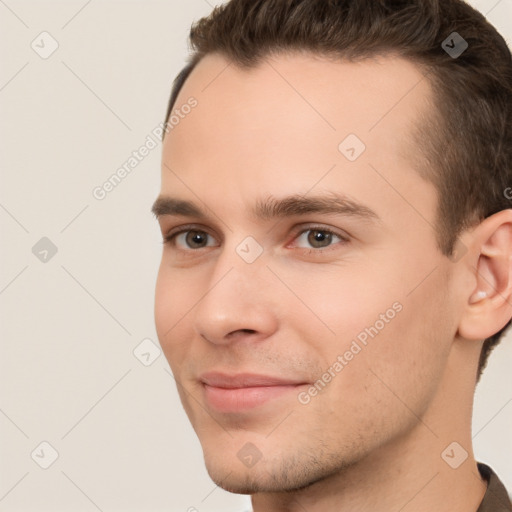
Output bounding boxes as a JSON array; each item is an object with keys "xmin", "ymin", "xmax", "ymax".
[{"xmin": 153, "ymin": 52, "xmax": 512, "ymax": 512}]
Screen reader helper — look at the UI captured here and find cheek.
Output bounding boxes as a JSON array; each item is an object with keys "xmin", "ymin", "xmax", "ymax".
[
  {"xmin": 283, "ymin": 260, "xmax": 403, "ymax": 356},
  {"xmin": 154, "ymin": 263, "xmax": 196, "ymax": 360},
  {"xmin": 293, "ymin": 256, "xmax": 452, "ymax": 396},
  {"xmin": 154, "ymin": 265, "xmax": 172, "ymax": 341},
  {"xmin": 341, "ymin": 270, "xmax": 453, "ymax": 418}
]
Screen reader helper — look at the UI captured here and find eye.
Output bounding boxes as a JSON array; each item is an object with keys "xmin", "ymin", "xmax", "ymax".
[
  {"xmin": 291, "ymin": 226, "xmax": 349, "ymax": 251},
  {"xmin": 163, "ymin": 227, "xmax": 218, "ymax": 250},
  {"xmin": 162, "ymin": 224, "xmax": 349, "ymax": 254}
]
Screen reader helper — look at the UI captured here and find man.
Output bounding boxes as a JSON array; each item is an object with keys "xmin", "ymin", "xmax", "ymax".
[{"xmin": 152, "ymin": 0, "xmax": 512, "ymax": 510}]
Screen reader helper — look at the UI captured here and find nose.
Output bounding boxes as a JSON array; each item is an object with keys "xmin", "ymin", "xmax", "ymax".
[{"xmin": 192, "ymin": 255, "xmax": 279, "ymax": 346}]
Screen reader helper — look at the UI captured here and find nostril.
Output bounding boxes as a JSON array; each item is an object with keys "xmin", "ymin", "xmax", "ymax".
[{"xmin": 229, "ymin": 328, "xmax": 256, "ymax": 336}]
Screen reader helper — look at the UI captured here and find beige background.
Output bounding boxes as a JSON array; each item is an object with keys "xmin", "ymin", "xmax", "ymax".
[{"xmin": 0, "ymin": 0, "xmax": 511, "ymax": 510}]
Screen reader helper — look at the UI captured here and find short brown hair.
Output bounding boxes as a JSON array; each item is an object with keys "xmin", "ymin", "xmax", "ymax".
[{"xmin": 163, "ymin": 0, "xmax": 512, "ymax": 383}]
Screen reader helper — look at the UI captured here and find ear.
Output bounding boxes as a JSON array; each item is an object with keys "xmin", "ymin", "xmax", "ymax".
[{"xmin": 457, "ymin": 209, "xmax": 512, "ymax": 341}]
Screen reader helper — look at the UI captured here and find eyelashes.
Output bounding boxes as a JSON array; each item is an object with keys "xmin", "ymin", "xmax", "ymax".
[
  {"xmin": 162, "ymin": 224, "xmax": 350, "ymax": 255},
  {"xmin": 291, "ymin": 227, "xmax": 348, "ymax": 251}
]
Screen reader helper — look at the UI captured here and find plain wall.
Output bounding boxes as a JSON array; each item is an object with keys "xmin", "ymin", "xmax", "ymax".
[{"xmin": 0, "ymin": 0, "xmax": 511, "ymax": 510}]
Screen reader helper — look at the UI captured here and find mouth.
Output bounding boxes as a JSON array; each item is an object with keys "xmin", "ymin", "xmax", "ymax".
[{"xmin": 199, "ymin": 371, "xmax": 310, "ymax": 413}]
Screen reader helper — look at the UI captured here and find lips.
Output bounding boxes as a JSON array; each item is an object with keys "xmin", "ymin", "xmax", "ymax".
[
  {"xmin": 200, "ymin": 371, "xmax": 307, "ymax": 388},
  {"xmin": 199, "ymin": 371, "xmax": 309, "ymax": 412}
]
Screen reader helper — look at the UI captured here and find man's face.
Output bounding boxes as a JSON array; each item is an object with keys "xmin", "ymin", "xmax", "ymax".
[{"xmin": 154, "ymin": 52, "xmax": 460, "ymax": 493}]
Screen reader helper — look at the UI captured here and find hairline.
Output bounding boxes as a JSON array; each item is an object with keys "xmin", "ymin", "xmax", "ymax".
[{"xmin": 162, "ymin": 50, "xmax": 448, "ymax": 252}]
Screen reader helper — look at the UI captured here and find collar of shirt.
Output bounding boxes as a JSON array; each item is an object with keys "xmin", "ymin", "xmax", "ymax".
[{"xmin": 476, "ymin": 462, "xmax": 512, "ymax": 512}]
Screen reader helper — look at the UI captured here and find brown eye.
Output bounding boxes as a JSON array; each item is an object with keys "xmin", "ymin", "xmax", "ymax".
[
  {"xmin": 184, "ymin": 230, "xmax": 209, "ymax": 248},
  {"xmin": 163, "ymin": 228, "xmax": 218, "ymax": 250},
  {"xmin": 293, "ymin": 227, "xmax": 347, "ymax": 251},
  {"xmin": 307, "ymin": 230, "xmax": 334, "ymax": 248}
]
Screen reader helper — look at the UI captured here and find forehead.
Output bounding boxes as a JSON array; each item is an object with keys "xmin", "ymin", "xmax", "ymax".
[
  {"xmin": 168, "ymin": 51, "xmax": 432, "ymax": 148},
  {"xmin": 161, "ymin": 51, "xmax": 437, "ymax": 228}
]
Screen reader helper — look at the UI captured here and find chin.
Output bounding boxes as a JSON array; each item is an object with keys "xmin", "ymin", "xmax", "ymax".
[
  {"xmin": 202, "ymin": 448, "xmax": 338, "ymax": 495},
  {"xmin": 206, "ymin": 466, "xmax": 291, "ymax": 495}
]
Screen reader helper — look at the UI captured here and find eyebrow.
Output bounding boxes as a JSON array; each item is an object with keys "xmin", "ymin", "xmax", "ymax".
[{"xmin": 151, "ymin": 193, "xmax": 381, "ymax": 224}]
